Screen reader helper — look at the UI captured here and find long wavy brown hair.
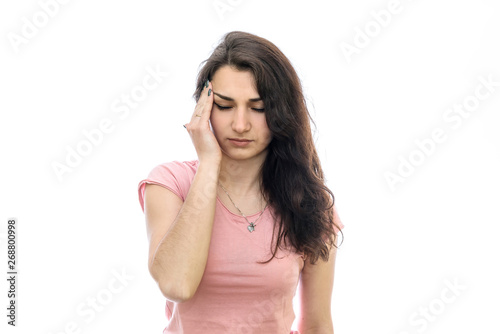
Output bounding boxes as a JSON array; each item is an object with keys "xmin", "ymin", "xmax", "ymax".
[{"xmin": 192, "ymin": 31, "xmax": 343, "ymax": 265}]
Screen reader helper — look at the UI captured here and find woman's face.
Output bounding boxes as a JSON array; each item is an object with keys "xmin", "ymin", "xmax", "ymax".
[{"xmin": 209, "ymin": 65, "xmax": 272, "ymax": 162}]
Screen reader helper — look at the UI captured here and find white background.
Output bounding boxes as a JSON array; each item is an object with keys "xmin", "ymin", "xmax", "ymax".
[{"xmin": 1, "ymin": 0, "xmax": 499, "ymax": 333}]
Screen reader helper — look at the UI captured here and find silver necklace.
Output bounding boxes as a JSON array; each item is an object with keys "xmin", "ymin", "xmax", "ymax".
[{"xmin": 218, "ymin": 182, "xmax": 268, "ymax": 233}]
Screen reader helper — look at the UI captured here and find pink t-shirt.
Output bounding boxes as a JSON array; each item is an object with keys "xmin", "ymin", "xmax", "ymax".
[{"xmin": 137, "ymin": 160, "xmax": 344, "ymax": 334}]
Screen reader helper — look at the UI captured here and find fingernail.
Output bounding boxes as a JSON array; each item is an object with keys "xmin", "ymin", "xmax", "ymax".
[
  {"xmin": 183, "ymin": 124, "xmax": 186, "ymax": 128},
  {"xmin": 208, "ymin": 88, "xmax": 211, "ymax": 96},
  {"xmin": 205, "ymin": 79, "xmax": 209, "ymax": 88}
]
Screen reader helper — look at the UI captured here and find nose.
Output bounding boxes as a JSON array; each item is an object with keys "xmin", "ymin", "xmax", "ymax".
[{"xmin": 231, "ymin": 107, "xmax": 251, "ymax": 133}]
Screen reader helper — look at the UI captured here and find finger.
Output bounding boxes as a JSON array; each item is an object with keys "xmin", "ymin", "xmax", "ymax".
[
  {"xmin": 201, "ymin": 81, "xmax": 213, "ymax": 122},
  {"xmin": 190, "ymin": 80, "xmax": 210, "ymax": 122}
]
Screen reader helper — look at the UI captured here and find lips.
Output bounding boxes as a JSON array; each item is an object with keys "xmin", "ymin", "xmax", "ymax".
[
  {"xmin": 229, "ymin": 138, "xmax": 252, "ymax": 142},
  {"xmin": 228, "ymin": 138, "xmax": 253, "ymax": 147}
]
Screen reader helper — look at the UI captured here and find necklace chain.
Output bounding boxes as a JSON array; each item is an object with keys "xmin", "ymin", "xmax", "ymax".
[{"xmin": 218, "ymin": 182, "xmax": 268, "ymax": 233}]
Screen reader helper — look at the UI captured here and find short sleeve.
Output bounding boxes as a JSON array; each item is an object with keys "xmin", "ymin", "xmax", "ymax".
[{"xmin": 137, "ymin": 160, "xmax": 198, "ymax": 213}]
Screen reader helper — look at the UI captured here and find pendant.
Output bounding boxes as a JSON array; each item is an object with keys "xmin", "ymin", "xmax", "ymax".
[{"xmin": 247, "ymin": 222, "xmax": 255, "ymax": 232}]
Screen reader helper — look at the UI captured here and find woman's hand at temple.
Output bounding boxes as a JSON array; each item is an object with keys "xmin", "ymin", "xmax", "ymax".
[{"xmin": 184, "ymin": 80, "xmax": 222, "ymax": 165}]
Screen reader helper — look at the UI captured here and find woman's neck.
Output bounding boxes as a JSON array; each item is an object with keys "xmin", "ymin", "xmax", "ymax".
[{"xmin": 218, "ymin": 154, "xmax": 265, "ymax": 197}]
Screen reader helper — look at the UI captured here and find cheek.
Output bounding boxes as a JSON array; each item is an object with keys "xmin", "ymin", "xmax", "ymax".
[
  {"xmin": 209, "ymin": 106, "xmax": 221, "ymax": 123},
  {"xmin": 210, "ymin": 109, "xmax": 229, "ymax": 129},
  {"xmin": 264, "ymin": 130, "xmax": 273, "ymax": 144},
  {"xmin": 257, "ymin": 117, "xmax": 272, "ymax": 140}
]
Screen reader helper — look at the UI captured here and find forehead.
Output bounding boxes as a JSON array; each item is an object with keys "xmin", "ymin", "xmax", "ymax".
[{"xmin": 211, "ymin": 65, "xmax": 259, "ymax": 98}]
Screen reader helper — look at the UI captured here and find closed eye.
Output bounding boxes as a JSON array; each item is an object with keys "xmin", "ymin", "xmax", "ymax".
[
  {"xmin": 214, "ymin": 103, "xmax": 231, "ymax": 110},
  {"xmin": 214, "ymin": 103, "xmax": 265, "ymax": 113}
]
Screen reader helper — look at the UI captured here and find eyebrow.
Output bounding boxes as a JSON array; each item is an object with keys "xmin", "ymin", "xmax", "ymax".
[{"xmin": 213, "ymin": 91, "xmax": 262, "ymax": 102}]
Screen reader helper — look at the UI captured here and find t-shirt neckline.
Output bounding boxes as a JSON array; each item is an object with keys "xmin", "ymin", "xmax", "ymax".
[
  {"xmin": 216, "ymin": 194, "xmax": 268, "ymax": 219},
  {"xmin": 194, "ymin": 160, "xmax": 267, "ymax": 219}
]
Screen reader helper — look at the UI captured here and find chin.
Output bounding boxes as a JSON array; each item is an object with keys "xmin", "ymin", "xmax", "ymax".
[{"xmin": 225, "ymin": 148, "xmax": 269, "ymax": 161}]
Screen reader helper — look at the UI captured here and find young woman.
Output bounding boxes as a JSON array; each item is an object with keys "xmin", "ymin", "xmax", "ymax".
[{"xmin": 138, "ymin": 31, "xmax": 344, "ymax": 334}]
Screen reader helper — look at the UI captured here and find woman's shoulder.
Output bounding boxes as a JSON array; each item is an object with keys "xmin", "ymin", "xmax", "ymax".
[
  {"xmin": 153, "ymin": 159, "xmax": 199, "ymax": 174},
  {"xmin": 140, "ymin": 159, "xmax": 200, "ymax": 190},
  {"xmin": 137, "ymin": 159, "xmax": 199, "ymax": 209},
  {"xmin": 181, "ymin": 159, "xmax": 200, "ymax": 170}
]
